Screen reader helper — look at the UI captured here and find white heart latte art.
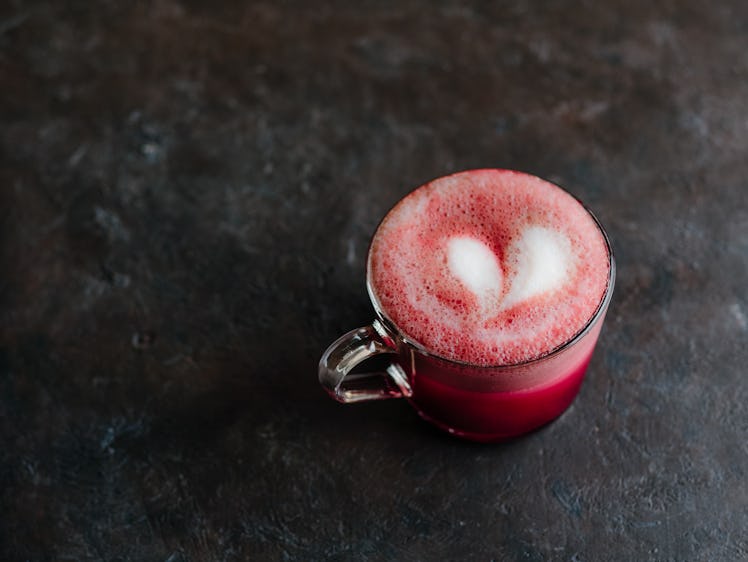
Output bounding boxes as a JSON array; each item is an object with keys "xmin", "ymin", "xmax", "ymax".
[
  {"xmin": 446, "ymin": 226, "xmax": 573, "ymax": 314},
  {"xmin": 367, "ymin": 169, "xmax": 610, "ymax": 365}
]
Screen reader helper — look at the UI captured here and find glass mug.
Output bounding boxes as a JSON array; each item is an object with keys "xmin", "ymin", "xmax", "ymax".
[{"xmin": 319, "ymin": 173, "xmax": 615, "ymax": 442}]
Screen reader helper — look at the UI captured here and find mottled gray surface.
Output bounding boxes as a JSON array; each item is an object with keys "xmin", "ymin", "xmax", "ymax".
[{"xmin": 1, "ymin": 0, "xmax": 747, "ymax": 560}]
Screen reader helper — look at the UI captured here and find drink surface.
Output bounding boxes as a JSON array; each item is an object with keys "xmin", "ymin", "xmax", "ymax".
[{"xmin": 367, "ymin": 169, "xmax": 610, "ymax": 366}]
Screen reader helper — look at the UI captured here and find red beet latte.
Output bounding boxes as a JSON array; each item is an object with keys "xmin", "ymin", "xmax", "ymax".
[{"xmin": 320, "ymin": 169, "xmax": 615, "ymax": 441}]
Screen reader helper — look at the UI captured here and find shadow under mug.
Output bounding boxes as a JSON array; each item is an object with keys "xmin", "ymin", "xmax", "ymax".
[{"xmin": 319, "ymin": 209, "xmax": 615, "ymax": 442}]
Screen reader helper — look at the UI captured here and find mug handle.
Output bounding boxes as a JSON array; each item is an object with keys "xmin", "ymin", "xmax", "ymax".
[{"xmin": 319, "ymin": 319, "xmax": 413, "ymax": 403}]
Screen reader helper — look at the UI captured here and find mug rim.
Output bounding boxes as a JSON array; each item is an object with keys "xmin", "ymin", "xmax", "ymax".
[{"xmin": 364, "ymin": 168, "xmax": 616, "ymax": 371}]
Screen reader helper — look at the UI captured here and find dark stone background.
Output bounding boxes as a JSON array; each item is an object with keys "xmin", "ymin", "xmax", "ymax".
[{"xmin": 1, "ymin": 1, "xmax": 747, "ymax": 560}]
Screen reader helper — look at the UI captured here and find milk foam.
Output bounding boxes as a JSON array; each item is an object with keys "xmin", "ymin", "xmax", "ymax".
[
  {"xmin": 447, "ymin": 236, "xmax": 503, "ymax": 314},
  {"xmin": 368, "ymin": 169, "xmax": 610, "ymax": 366},
  {"xmin": 501, "ymin": 226, "xmax": 572, "ymax": 310}
]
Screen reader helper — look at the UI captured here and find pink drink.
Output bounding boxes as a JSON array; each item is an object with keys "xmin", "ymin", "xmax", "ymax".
[
  {"xmin": 403, "ymin": 318, "xmax": 604, "ymax": 440},
  {"xmin": 367, "ymin": 169, "xmax": 613, "ymax": 440}
]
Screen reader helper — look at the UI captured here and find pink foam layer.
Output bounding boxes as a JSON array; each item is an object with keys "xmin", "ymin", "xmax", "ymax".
[{"xmin": 367, "ymin": 169, "xmax": 610, "ymax": 366}]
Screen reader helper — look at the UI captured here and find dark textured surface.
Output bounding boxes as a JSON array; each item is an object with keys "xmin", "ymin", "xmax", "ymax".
[{"xmin": 2, "ymin": 1, "xmax": 747, "ymax": 560}]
